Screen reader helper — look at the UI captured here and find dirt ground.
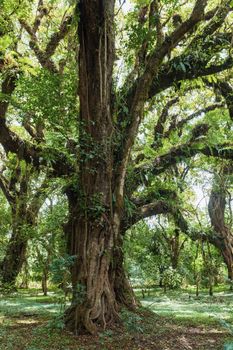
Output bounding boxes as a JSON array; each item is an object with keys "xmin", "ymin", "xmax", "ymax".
[{"xmin": 0, "ymin": 309, "xmax": 231, "ymax": 350}]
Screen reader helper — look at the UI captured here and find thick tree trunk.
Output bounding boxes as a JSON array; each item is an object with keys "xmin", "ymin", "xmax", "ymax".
[
  {"xmin": 110, "ymin": 235, "xmax": 138, "ymax": 310},
  {"xmin": 208, "ymin": 185, "xmax": 233, "ymax": 287},
  {"xmin": 64, "ymin": 193, "xmax": 138, "ymax": 333},
  {"xmin": 0, "ymin": 170, "xmax": 46, "ymax": 289},
  {"xmin": 0, "ymin": 238, "xmax": 27, "ymax": 288},
  {"xmin": 64, "ymin": 203, "xmax": 119, "ymax": 334},
  {"xmin": 64, "ymin": 0, "xmax": 121, "ymax": 335},
  {"xmin": 0, "ymin": 215, "xmax": 28, "ymax": 288}
]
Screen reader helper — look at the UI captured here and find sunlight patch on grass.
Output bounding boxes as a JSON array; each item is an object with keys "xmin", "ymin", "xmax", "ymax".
[
  {"xmin": 0, "ymin": 297, "xmax": 60, "ymax": 318},
  {"xmin": 141, "ymin": 290, "xmax": 233, "ymax": 326}
]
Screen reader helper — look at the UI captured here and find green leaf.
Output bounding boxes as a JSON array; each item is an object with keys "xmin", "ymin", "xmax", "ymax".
[{"xmin": 179, "ymin": 62, "xmax": 186, "ymax": 72}]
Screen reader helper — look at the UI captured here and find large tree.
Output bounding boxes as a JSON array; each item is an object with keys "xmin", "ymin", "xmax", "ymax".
[
  {"xmin": 1, "ymin": 0, "xmax": 233, "ymax": 334},
  {"xmin": 64, "ymin": 0, "xmax": 233, "ymax": 333}
]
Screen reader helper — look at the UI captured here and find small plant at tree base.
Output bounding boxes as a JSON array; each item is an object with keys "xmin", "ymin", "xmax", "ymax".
[
  {"xmin": 46, "ymin": 315, "xmax": 65, "ymax": 331},
  {"xmin": 99, "ymin": 330, "xmax": 113, "ymax": 348},
  {"xmin": 120, "ymin": 308, "xmax": 143, "ymax": 334}
]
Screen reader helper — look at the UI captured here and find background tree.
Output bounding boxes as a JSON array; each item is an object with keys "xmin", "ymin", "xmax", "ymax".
[
  {"xmin": 0, "ymin": 152, "xmax": 51, "ymax": 289},
  {"xmin": 29, "ymin": 195, "xmax": 68, "ymax": 295}
]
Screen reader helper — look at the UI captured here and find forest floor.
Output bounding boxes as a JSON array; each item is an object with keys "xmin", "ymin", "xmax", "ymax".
[{"xmin": 0, "ymin": 288, "xmax": 233, "ymax": 350}]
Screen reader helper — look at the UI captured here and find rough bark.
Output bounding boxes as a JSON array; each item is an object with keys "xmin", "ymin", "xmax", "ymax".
[
  {"xmin": 110, "ymin": 235, "xmax": 138, "ymax": 310},
  {"xmin": 0, "ymin": 205, "xmax": 36, "ymax": 289},
  {"xmin": 172, "ymin": 177, "xmax": 233, "ymax": 286},
  {"xmin": 64, "ymin": 191, "xmax": 138, "ymax": 326},
  {"xmin": 64, "ymin": 0, "xmax": 120, "ymax": 335},
  {"xmin": 20, "ymin": 260, "xmax": 30, "ymax": 289},
  {"xmin": 0, "ymin": 208, "xmax": 29, "ymax": 288},
  {"xmin": 0, "ymin": 0, "xmax": 232, "ymax": 335},
  {"xmin": 208, "ymin": 183, "xmax": 233, "ymax": 284},
  {"xmin": 0, "ymin": 171, "xmax": 49, "ymax": 288}
]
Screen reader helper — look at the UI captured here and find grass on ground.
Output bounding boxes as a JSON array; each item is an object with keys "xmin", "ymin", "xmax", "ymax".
[{"xmin": 0, "ymin": 287, "xmax": 232, "ymax": 350}]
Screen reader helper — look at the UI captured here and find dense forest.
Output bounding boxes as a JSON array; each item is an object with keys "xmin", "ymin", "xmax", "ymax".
[{"xmin": 0, "ymin": 0, "xmax": 233, "ymax": 349}]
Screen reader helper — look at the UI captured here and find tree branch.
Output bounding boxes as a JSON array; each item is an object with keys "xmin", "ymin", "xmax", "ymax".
[
  {"xmin": 0, "ymin": 72, "xmax": 73, "ymax": 176},
  {"xmin": 189, "ymin": 0, "xmax": 232, "ymax": 49},
  {"xmin": 153, "ymin": 97, "xmax": 179, "ymax": 146},
  {"xmin": 121, "ymin": 200, "xmax": 172, "ymax": 233},
  {"xmin": 163, "ymin": 103, "xmax": 225, "ymax": 140},
  {"xmin": 26, "ymin": 177, "xmax": 55, "ymax": 223},
  {"xmin": 154, "ymin": 97, "xmax": 179, "ymax": 135},
  {"xmin": 152, "ymin": 0, "xmax": 164, "ymax": 49},
  {"xmin": 0, "ymin": 76, "xmax": 17, "ymax": 121},
  {"xmin": 33, "ymin": 0, "xmax": 50, "ymax": 33},
  {"xmin": 132, "ymin": 142, "xmax": 233, "ymax": 188},
  {"xmin": 19, "ymin": 14, "xmax": 72, "ymax": 73},
  {"xmin": 114, "ymin": 0, "xmax": 208, "ymax": 211},
  {"xmin": 0, "ymin": 172, "xmax": 13, "ymax": 204},
  {"xmin": 153, "ymin": 143, "xmax": 233, "ymax": 176},
  {"xmin": 208, "ymin": 80, "xmax": 233, "ymax": 120},
  {"xmin": 45, "ymin": 15, "xmax": 72, "ymax": 58},
  {"xmin": 148, "ymin": 33, "xmax": 232, "ymax": 98}
]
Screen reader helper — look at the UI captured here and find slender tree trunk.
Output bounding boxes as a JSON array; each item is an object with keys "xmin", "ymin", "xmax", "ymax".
[
  {"xmin": 209, "ymin": 280, "xmax": 213, "ymax": 296},
  {"xmin": 42, "ymin": 271, "xmax": 48, "ymax": 296},
  {"xmin": 170, "ymin": 229, "xmax": 180, "ymax": 269},
  {"xmin": 196, "ymin": 280, "xmax": 199, "ymax": 297},
  {"xmin": 20, "ymin": 259, "xmax": 30, "ymax": 289}
]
